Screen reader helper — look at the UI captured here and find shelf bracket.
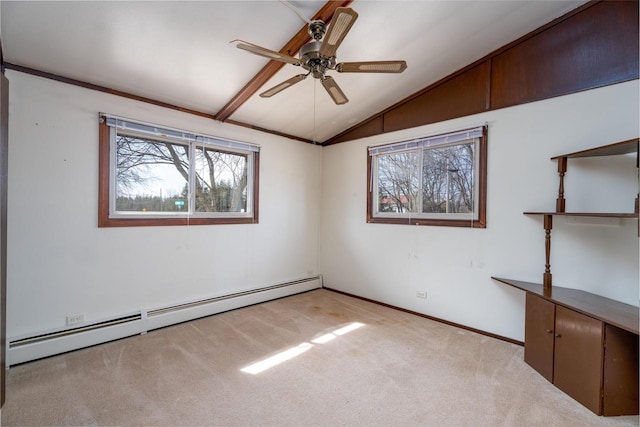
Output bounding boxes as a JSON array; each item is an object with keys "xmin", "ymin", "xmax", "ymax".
[
  {"xmin": 556, "ymin": 156, "xmax": 567, "ymax": 213},
  {"xmin": 543, "ymin": 214, "xmax": 553, "ymax": 290},
  {"xmin": 635, "ymin": 141, "xmax": 638, "ymax": 214}
]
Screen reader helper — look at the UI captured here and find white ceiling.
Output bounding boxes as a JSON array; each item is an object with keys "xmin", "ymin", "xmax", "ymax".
[{"xmin": 1, "ymin": 1, "xmax": 586, "ymax": 143}]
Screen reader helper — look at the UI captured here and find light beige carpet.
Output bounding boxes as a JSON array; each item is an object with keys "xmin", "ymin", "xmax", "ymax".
[{"xmin": 2, "ymin": 289, "xmax": 638, "ymax": 426}]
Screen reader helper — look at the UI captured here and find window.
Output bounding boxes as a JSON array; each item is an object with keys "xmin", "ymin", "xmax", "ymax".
[
  {"xmin": 367, "ymin": 126, "xmax": 487, "ymax": 227},
  {"xmin": 98, "ymin": 115, "xmax": 259, "ymax": 227}
]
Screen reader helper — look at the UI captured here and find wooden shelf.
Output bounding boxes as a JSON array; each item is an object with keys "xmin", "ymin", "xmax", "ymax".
[
  {"xmin": 524, "ymin": 212, "xmax": 638, "ymax": 218},
  {"xmin": 494, "ymin": 138, "xmax": 639, "ymax": 416},
  {"xmin": 551, "ymin": 138, "xmax": 638, "ymax": 159},
  {"xmin": 549, "ymin": 138, "xmax": 639, "ymax": 215},
  {"xmin": 492, "ymin": 277, "xmax": 639, "ymax": 336}
]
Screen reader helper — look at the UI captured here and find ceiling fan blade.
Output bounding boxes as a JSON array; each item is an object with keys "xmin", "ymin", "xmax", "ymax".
[
  {"xmin": 337, "ymin": 61, "xmax": 408, "ymax": 73},
  {"xmin": 232, "ymin": 40, "xmax": 302, "ymax": 66},
  {"xmin": 260, "ymin": 74, "xmax": 307, "ymax": 98},
  {"xmin": 319, "ymin": 7, "xmax": 358, "ymax": 58},
  {"xmin": 321, "ymin": 76, "xmax": 348, "ymax": 105}
]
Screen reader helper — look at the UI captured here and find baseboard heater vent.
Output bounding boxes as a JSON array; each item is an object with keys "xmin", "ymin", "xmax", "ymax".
[
  {"xmin": 10, "ymin": 313, "xmax": 142, "ymax": 348},
  {"xmin": 7, "ymin": 275, "xmax": 321, "ymax": 366},
  {"xmin": 143, "ymin": 276, "xmax": 322, "ymax": 332},
  {"xmin": 148, "ymin": 277, "xmax": 320, "ymax": 317}
]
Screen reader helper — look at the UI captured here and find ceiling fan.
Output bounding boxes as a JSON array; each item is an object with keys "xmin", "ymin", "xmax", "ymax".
[{"xmin": 232, "ymin": 6, "xmax": 407, "ymax": 105}]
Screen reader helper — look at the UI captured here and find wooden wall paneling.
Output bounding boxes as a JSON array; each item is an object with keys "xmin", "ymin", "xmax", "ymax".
[
  {"xmin": 326, "ymin": 116, "xmax": 384, "ymax": 146},
  {"xmin": 383, "ymin": 61, "xmax": 490, "ymax": 134},
  {"xmin": 327, "ymin": 1, "xmax": 639, "ymax": 145},
  {"xmin": 490, "ymin": 0, "xmax": 639, "ymax": 110}
]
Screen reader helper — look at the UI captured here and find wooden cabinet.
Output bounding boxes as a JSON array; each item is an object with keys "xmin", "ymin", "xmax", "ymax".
[
  {"xmin": 524, "ymin": 292, "xmax": 638, "ymax": 416},
  {"xmin": 494, "ymin": 137, "xmax": 639, "ymax": 416}
]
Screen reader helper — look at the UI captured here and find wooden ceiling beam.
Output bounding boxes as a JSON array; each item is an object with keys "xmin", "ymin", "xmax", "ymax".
[{"xmin": 215, "ymin": 0, "xmax": 352, "ymax": 122}]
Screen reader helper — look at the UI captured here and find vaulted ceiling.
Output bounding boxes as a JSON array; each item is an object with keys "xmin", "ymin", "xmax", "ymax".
[{"xmin": 1, "ymin": 1, "xmax": 586, "ymax": 143}]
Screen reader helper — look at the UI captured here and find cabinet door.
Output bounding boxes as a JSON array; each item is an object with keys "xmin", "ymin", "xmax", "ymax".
[
  {"xmin": 524, "ymin": 294, "xmax": 555, "ymax": 382},
  {"xmin": 554, "ymin": 306, "xmax": 604, "ymax": 415}
]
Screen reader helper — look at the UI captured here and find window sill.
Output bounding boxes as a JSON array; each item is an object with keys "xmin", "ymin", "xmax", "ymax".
[
  {"xmin": 366, "ymin": 216, "xmax": 486, "ymax": 228},
  {"xmin": 98, "ymin": 216, "xmax": 258, "ymax": 228}
]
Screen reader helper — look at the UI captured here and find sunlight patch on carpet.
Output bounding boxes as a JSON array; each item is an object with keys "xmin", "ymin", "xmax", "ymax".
[{"xmin": 241, "ymin": 322, "xmax": 365, "ymax": 374}]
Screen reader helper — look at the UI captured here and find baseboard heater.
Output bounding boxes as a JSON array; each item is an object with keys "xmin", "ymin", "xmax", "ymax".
[{"xmin": 8, "ymin": 276, "xmax": 321, "ymax": 366}]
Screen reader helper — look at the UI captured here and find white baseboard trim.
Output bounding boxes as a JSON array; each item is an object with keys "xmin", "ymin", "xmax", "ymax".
[{"xmin": 8, "ymin": 276, "xmax": 321, "ymax": 366}]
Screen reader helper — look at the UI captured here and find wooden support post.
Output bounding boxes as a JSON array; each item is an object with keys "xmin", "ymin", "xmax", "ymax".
[
  {"xmin": 543, "ymin": 214, "xmax": 553, "ymax": 290},
  {"xmin": 556, "ymin": 157, "xmax": 567, "ymax": 212}
]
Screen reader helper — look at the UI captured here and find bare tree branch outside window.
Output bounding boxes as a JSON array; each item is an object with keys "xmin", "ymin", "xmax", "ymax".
[
  {"xmin": 114, "ymin": 135, "xmax": 248, "ymax": 214},
  {"xmin": 376, "ymin": 141, "xmax": 475, "ymax": 216},
  {"xmin": 423, "ymin": 143, "xmax": 474, "ymax": 214},
  {"xmin": 377, "ymin": 151, "xmax": 419, "ymax": 213},
  {"xmin": 195, "ymin": 147, "xmax": 248, "ymax": 213}
]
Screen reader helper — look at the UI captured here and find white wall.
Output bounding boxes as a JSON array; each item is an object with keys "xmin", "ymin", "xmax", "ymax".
[
  {"xmin": 6, "ymin": 70, "xmax": 322, "ymax": 339},
  {"xmin": 320, "ymin": 80, "xmax": 639, "ymax": 341},
  {"xmin": 5, "ymin": 69, "xmax": 639, "ymax": 345}
]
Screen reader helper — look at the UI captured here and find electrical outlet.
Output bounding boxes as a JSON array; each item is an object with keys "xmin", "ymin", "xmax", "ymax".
[
  {"xmin": 416, "ymin": 291, "xmax": 427, "ymax": 299},
  {"xmin": 66, "ymin": 314, "xmax": 85, "ymax": 326}
]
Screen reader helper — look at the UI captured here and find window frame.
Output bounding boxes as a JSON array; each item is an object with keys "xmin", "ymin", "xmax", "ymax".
[
  {"xmin": 98, "ymin": 116, "xmax": 260, "ymax": 227},
  {"xmin": 366, "ymin": 126, "xmax": 487, "ymax": 228}
]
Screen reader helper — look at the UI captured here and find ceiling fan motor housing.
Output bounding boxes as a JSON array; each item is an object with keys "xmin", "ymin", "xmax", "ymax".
[{"xmin": 300, "ymin": 40, "xmax": 335, "ymax": 78}]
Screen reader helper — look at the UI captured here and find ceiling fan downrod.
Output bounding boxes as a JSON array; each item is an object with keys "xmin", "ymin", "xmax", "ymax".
[{"xmin": 308, "ymin": 20, "xmax": 327, "ymax": 41}]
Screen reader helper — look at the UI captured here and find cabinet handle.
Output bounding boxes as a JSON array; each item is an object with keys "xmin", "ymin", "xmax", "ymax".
[
  {"xmin": 554, "ymin": 333, "xmax": 561, "ymax": 338},
  {"xmin": 546, "ymin": 329, "xmax": 553, "ymax": 334}
]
